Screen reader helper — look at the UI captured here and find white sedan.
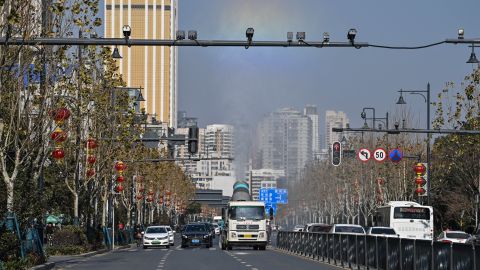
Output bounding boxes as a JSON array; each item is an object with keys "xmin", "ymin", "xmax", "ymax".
[
  {"xmin": 143, "ymin": 226, "xmax": 170, "ymax": 249},
  {"xmin": 436, "ymin": 230, "xmax": 471, "ymax": 244}
]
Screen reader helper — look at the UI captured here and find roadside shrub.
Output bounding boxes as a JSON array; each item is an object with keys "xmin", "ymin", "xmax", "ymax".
[
  {"xmin": 0, "ymin": 231, "xmax": 20, "ymax": 262},
  {"xmin": 45, "ymin": 245, "xmax": 90, "ymax": 255},
  {"xmin": 50, "ymin": 225, "xmax": 87, "ymax": 246}
]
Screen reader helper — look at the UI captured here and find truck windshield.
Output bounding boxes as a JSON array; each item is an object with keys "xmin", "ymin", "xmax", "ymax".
[{"xmin": 229, "ymin": 206, "xmax": 264, "ymax": 220}]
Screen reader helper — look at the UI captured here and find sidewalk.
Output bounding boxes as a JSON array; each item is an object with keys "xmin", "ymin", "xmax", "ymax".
[{"xmin": 30, "ymin": 244, "xmax": 135, "ymax": 270}]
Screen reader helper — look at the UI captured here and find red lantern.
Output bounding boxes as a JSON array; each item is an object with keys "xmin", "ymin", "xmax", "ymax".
[
  {"xmin": 87, "ymin": 155, "xmax": 96, "ymax": 165},
  {"xmin": 139, "ymin": 188, "xmax": 145, "ymax": 193},
  {"xmin": 146, "ymin": 197, "xmax": 153, "ymax": 203},
  {"xmin": 116, "ymin": 175, "xmax": 125, "ymax": 183},
  {"xmin": 147, "ymin": 190, "xmax": 154, "ymax": 196},
  {"xmin": 114, "ymin": 161, "xmax": 126, "ymax": 172},
  {"xmin": 414, "ymin": 163, "xmax": 426, "ymax": 175},
  {"xmin": 415, "ymin": 176, "xmax": 426, "ymax": 185},
  {"xmin": 86, "ymin": 138, "xmax": 97, "ymax": 149},
  {"xmin": 51, "ymin": 108, "xmax": 71, "ymax": 123},
  {"xmin": 415, "ymin": 187, "xmax": 426, "ymax": 195},
  {"xmin": 136, "ymin": 194, "xmax": 144, "ymax": 200},
  {"xmin": 86, "ymin": 168, "xmax": 95, "ymax": 177},
  {"xmin": 116, "ymin": 185, "xmax": 124, "ymax": 192},
  {"xmin": 50, "ymin": 127, "xmax": 68, "ymax": 143},
  {"xmin": 165, "ymin": 190, "xmax": 171, "ymax": 196},
  {"xmin": 159, "ymin": 198, "xmax": 164, "ymax": 204},
  {"xmin": 52, "ymin": 148, "xmax": 65, "ymax": 160}
]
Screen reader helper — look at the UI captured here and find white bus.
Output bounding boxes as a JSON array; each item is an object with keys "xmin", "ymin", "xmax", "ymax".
[{"xmin": 374, "ymin": 201, "xmax": 433, "ymax": 240}]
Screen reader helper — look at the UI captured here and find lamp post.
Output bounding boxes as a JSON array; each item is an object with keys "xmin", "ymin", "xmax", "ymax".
[
  {"xmin": 361, "ymin": 107, "xmax": 389, "ymax": 130},
  {"xmin": 396, "ymin": 83, "xmax": 431, "ymax": 204}
]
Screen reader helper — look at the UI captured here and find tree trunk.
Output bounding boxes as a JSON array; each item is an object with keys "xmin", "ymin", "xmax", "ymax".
[
  {"xmin": 74, "ymin": 192, "xmax": 79, "ymax": 224},
  {"xmin": 5, "ymin": 178, "xmax": 14, "ymax": 212},
  {"xmin": 102, "ymin": 198, "xmax": 107, "ymax": 227}
]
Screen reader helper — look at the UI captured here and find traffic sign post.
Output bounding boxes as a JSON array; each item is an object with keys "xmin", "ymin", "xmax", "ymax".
[
  {"xmin": 373, "ymin": 148, "xmax": 387, "ymax": 162},
  {"xmin": 264, "ymin": 203, "xmax": 277, "ymax": 216},
  {"xmin": 357, "ymin": 148, "xmax": 371, "ymax": 162}
]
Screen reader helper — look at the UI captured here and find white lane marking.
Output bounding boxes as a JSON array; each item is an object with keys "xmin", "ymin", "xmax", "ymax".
[
  {"xmin": 252, "ymin": 268, "xmax": 259, "ymax": 270},
  {"xmin": 209, "ymin": 247, "xmax": 216, "ymax": 250},
  {"xmin": 246, "ymin": 265, "xmax": 252, "ymax": 267}
]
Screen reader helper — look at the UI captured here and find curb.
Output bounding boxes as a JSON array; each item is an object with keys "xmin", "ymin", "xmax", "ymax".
[
  {"xmin": 30, "ymin": 262, "xmax": 55, "ymax": 270},
  {"xmin": 29, "ymin": 244, "xmax": 134, "ymax": 270}
]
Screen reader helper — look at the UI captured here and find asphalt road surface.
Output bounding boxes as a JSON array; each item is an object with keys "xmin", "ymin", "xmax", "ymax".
[{"xmin": 54, "ymin": 235, "xmax": 340, "ymax": 270}]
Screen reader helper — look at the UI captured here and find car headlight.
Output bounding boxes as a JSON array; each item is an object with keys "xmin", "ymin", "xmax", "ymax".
[
  {"xmin": 144, "ymin": 236, "xmax": 154, "ymax": 240},
  {"xmin": 231, "ymin": 232, "xmax": 237, "ymax": 238},
  {"xmin": 259, "ymin": 232, "xmax": 265, "ymax": 238},
  {"xmin": 160, "ymin": 236, "xmax": 168, "ymax": 240},
  {"xmin": 203, "ymin": 235, "xmax": 209, "ymax": 239},
  {"xmin": 182, "ymin": 235, "xmax": 188, "ymax": 239}
]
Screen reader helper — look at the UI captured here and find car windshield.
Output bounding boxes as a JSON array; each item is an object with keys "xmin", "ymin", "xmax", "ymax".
[
  {"xmin": 146, "ymin": 227, "xmax": 167, "ymax": 234},
  {"xmin": 371, "ymin": 228, "xmax": 396, "ymax": 235},
  {"xmin": 311, "ymin": 225, "xmax": 331, "ymax": 232},
  {"xmin": 446, "ymin": 233, "xmax": 470, "ymax": 239},
  {"xmin": 336, "ymin": 226, "xmax": 364, "ymax": 234},
  {"xmin": 229, "ymin": 206, "xmax": 265, "ymax": 220},
  {"xmin": 185, "ymin": 224, "xmax": 206, "ymax": 232}
]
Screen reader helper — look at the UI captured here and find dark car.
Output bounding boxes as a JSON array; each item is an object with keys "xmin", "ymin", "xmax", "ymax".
[{"xmin": 181, "ymin": 223, "xmax": 213, "ymax": 248}]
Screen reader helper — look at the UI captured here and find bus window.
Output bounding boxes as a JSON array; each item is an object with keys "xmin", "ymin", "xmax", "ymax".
[{"xmin": 393, "ymin": 207, "xmax": 430, "ymax": 220}]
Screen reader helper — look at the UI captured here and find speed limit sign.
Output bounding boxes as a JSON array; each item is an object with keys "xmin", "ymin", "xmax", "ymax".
[{"xmin": 373, "ymin": 148, "xmax": 387, "ymax": 162}]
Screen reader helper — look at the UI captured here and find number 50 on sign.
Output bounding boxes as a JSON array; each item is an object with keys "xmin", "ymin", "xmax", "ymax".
[{"xmin": 373, "ymin": 148, "xmax": 387, "ymax": 162}]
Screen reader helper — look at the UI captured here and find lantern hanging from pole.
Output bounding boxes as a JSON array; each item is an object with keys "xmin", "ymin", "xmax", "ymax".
[
  {"xmin": 51, "ymin": 107, "xmax": 71, "ymax": 124},
  {"xmin": 86, "ymin": 168, "xmax": 95, "ymax": 178},
  {"xmin": 52, "ymin": 147, "xmax": 65, "ymax": 161},
  {"xmin": 136, "ymin": 194, "xmax": 143, "ymax": 200},
  {"xmin": 50, "ymin": 127, "xmax": 68, "ymax": 143},
  {"xmin": 116, "ymin": 185, "xmax": 124, "ymax": 192},
  {"xmin": 87, "ymin": 155, "xmax": 96, "ymax": 165},
  {"xmin": 114, "ymin": 161, "xmax": 126, "ymax": 173},
  {"xmin": 116, "ymin": 175, "xmax": 125, "ymax": 183},
  {"xmin": 86, "ymin": 138, "xmax": 98, "ymax": 149}
]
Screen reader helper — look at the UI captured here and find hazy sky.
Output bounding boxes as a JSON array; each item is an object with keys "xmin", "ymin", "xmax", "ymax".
[{"xmin": 177, "ymin": 0, "xmax": 479, "ymax": 139}]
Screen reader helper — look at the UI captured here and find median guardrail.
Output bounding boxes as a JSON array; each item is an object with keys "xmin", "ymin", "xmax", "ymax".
[{"xmin": 276, "ymin": 231, "xmax": 479, "ymax": 269}]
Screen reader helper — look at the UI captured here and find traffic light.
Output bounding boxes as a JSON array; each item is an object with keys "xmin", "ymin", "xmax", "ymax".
[
  {"xmin": 332, "ymin": 141, "xmax": 341, "ymax": 166},
  {"xmin": 413, "ymin": 163, "xmax": 428, "ymax": 196},
  {"xmin": 269, "ymin": 207, "xmax": 274, "ymax": 220},
  {"xmin": 188, "ymin": 126, "xmax": 199, "ymax": 154}
]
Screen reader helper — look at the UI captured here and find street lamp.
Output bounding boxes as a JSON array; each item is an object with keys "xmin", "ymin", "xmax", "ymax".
[
  {"xmin": 466, "ymin": 45, "xmax": 479, "ymax": 64},
  {"xmin": 396, "ymin": 83, "xmax": 431, "ymax": 204},
  {"xmin": 361, "ymin": 107, "xmax": 389, "ymax": 129}
]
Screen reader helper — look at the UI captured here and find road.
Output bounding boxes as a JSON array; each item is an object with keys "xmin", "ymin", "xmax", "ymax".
[{"xmin": 53, "ymin": 234, "xmax": 340, "ymax": 270}]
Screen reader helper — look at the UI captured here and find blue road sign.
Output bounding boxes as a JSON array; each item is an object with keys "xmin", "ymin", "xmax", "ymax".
[
  {"xmin": 264, "ymin": 203, "xmax": 277, "ymax": 215},
  {"xmin": 259, "ymin": 188, "xmax": 288, "ymax": 204},
  {"xmin": 389, "ymin": 148, "xmax": 403, "ymax": 163}
]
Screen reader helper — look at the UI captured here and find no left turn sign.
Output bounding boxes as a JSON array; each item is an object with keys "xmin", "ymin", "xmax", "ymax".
[
  {"xmin": 357, "ymin": 148, "xmax": 371, "ymax": 162},
  {"xmin": 373, "ymin": 148, "xmax": 387, "ymax": 162}
]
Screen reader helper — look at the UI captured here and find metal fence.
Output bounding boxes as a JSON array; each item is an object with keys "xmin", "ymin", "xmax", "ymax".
[{"xmin": 276, "ymin": 231, "xmax": 480, "ymax": 270}]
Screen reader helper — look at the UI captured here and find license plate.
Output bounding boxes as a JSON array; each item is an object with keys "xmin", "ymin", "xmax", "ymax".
[
  {"xmin": 244, "ymin": 234, "xmax": 252, "ymax": 238},
  {"xmin": 152, "ymin": 241, "xmax": 161, "ymax": 244},
  {"xmin": 192, "ymin": 239, "xmax": 200, "ymax": 243}
]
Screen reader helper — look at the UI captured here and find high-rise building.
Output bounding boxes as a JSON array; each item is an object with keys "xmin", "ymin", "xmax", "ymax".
[
  {"xmin": 256, "ymin": 108, "xmax": 312, "ymax": 180},
  {"xmin": 248, "ymin": 169, "xmax": 285, "ymax": 201},
  {"xmin": 325, "ymin": 110, "xmax": 349, "ymax": 148},
  {"xmin": 304, "ymin": 105, "xmax": 320, "ymax": 158},
  {"xmin": 177, "ymin": 111, "xmax": 198, "ymax": 128},
  {"xmin": 104, "ymin": 0, "xmax": 178, "ymax": 127}
]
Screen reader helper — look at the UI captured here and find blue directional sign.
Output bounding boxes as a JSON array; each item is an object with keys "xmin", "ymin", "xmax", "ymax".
[
  {"xmin": 259, "ymin": 188, "xmax": 288, "ymax": 204},
  {"xmin": 264, "ymin": 203, "xmax": 277, "ymax": 215},
  {"xmin": 389, "ymin": 148, "xmax": 403, "ymax": 163}
]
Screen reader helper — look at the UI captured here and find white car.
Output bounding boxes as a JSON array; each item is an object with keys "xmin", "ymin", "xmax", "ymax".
[
  {"xmin": 293, "ymin": 225, "xmax": 304, "ymax": 232},
  {"xmin": 212, "ymin": 223, "xmax": 220, "ymax": 235},
  {"xmin": 329, "ymin": 224, "xmax": 365, "ymax": 235},
  {"xmin": 143, "ymin": 226, "xmax": 170, "ymax": 249},
  {"xmin": 366, "ymin": 227, "xmax": 399, "ymax": 237},
  {"xmin": 163, "ymin": 225, "xmax": 175, "ymax": 246},
  {"xmin": 436, "ymin": 230, "xmax": 471, "ymax": 244}
]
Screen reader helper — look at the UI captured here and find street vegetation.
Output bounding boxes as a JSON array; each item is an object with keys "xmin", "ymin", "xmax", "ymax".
[
  {"xmin": 0, "ymin": 0, "xmax": 194, "ymax": 267},
  {"xmin": 286, "ymin": 66, "xmax": 480, "ymax": 233}
]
